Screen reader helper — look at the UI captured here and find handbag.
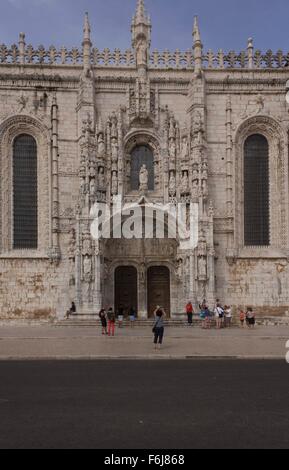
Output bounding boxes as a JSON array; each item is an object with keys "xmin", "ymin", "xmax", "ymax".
[{"xmin": 152, "ymin": 317, "xmax": 160, "ymax": 333}]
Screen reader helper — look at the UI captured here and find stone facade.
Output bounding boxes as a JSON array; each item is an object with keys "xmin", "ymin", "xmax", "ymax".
[{"xmin": 1, "ymin": 0, "xmax": 289, "ymax": 319}]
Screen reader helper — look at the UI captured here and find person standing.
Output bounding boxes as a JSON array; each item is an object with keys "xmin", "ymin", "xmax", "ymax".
[
  {"xmin": 224, "ymin": 305, "xmax": 232, "ymax": 328},
  {"xmin": 214, "ymin": 303, "xmax": 224, "ymax": 329},
  {"xmin": 246, "ymin": 307, "xmax": 256, "ymax": 329},
  {"xmin": 107, "ymin": 308, "xmax": 116, "ymax": 337},
  {"xmin": 239, "ymin": 309, "xmax": 246, "ymax": 328},
  {"xmin": 153, "ymin": 307, "xmax": 165, "ymax": 350},
  {"xmin": 186, "ymin": 301, "xmax": 194, "ymax": 326},
  {"xmin": 117, "ymin": 305, "xmax": 124, "ymax": 329},
  {"xmin": 129, "ymin": 307, "xmax": 136, "ymax": 328},
  {"xmin": 99, "ymin": 309, "xmax": 107, "ymax": 335}
]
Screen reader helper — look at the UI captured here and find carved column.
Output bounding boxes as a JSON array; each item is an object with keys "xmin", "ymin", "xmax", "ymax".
[
  {"xmin": 226, "ymin": 95, "xmax": 234, "ymax": 254},
  {"xmin": 49, "ymin": 93, "xmax": 61, "ymax": 263}
]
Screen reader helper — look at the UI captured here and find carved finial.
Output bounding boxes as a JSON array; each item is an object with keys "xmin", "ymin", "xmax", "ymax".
[
  {"xmin": 82, "ymin": 12, "xmax": 92, "ymax": 75},
  {"xmin": 135, "ymin": 0, "xmax": 146, "ymax": 23},
  {"xmin": 247, "ymin": 37, "xmax": 254, "ymax": 69},
  {"xmin": 247, "ymin": 37, "xmax": 254, "ymax": 50},
  {"xmin": 193, "ymin": 16, "xmax": 203, "ymax": 74},
  {"xmin": 131, "ymin": 0, "xmax": 151, "ymax": 68},
  {"xmin": 193, "ymin": 16, "xmax": 201, "ymax": 44},
  {"xmin": 83, "ymin": 12, "xmax": 91, "ymax": 43}
]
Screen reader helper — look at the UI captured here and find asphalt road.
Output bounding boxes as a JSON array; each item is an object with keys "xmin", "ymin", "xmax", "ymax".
[{"xmin": 0, "ymin": 360, "xmax": 289, "ymax": 449}]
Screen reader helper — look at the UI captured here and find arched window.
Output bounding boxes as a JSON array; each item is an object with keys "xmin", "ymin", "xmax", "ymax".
[
  {"xmin": 130, "ymin": 145, "xmax": 154, "ymax": 191},
  {"xmin": 13, "ymin": 134, "xmax": 38, "ymax": 249},
  {"xmin": 244, "ymin": 134, "xmax": 269, "ymax": 246}
]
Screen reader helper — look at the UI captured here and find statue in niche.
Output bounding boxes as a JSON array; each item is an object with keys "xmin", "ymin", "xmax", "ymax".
[
  {"xmin": 111, "ymin": 171, "xmax": 118, "ymax": 195},
  {"xmin": 98, "ymin": 167, "xmax": 106, "ymax": 188},
  {"xmin": 181, "ymin": 137, "xmax": 188, "ymax": 160},
  {"xmin": 98, "ymin": 134, "xmax": 105, "ymax": 158},
  {"xmin": 176, "ymin": 258, "xmax": 183, "ymax": 282},
  {"xmin": 83, "ymin": 254, "xmax": 92, "ymax": 281},
  {"xmin": 198, "ymin": 257, "xmax": 207, "ymax": 279},
  {"xmin": 169, "ymin": 172, "xmax": 176, "ymax": 196},
  {"xmin": 192, "ymin": 165, "xmax": 199, "ymax": 181},
  {"xmin": 169, "ymin": 139, "xmax": 176, "ymax": 160},
  {"xmin": 90, "ymin": 178, "xmax": 96, "ymax": 196},
  {"xmin": 192, "ymin": 180, "xmax": 199, "ymax": 199},
  {"xmin": 181, "ymin": 172, "xmax": 189, "ymax": 194},
  {"xmin": 139, "ymin": 164, "xmax": 149, "ymax": 192},
  {"xmin": 111, "ymin": 137, "xmax": 118, "ymax": 163},
  {"xmin": 136, "ymin": 39, "xmax": 147, "ymax": 66}
]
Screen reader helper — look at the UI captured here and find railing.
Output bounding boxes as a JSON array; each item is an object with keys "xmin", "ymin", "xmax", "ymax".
[{"xmin": 0, "ymin": 44, "xmax": 288, "ymax": 69}]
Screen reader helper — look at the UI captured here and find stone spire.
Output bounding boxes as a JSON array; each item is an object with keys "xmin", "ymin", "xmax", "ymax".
[
  {"xmin": 193, "ymin": 16, "xmax": 203, "ymax": 74},
  {"xmin": 82, "ymin": 12, "xmax": 92, "ymax": 75},
  {"xmin": 131, "ymin": 0, "xmax": 151, "ymax": 72}
]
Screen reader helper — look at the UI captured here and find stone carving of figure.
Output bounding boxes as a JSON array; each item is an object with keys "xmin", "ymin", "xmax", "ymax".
[
  {"xmin": 169, "ymin": 172, "xmax": 176, "ymax": 196},
  {"xmin": 111, "ymin": 137, "xmax": 118, "ymax": 163},
  {"xmin": 169, "ymin": 139, "xmax": 176, "ymax": 160},
  {"xmin": 98, "ymin": 134, "xmax": 106, "ymax": 158},
  {"xmin": 140, "ymin": 263, "xmax": 146, "ymax": 283},
  {"xmin": 181, "ymin": 137, "xmax": 188, "ymax": 161},
  {"xmin": 192, "ymin": 165, "xmax": 199, "ymax": 181},
  {"xmin": 176, "ymin": 258, "xmax": 183, "ymax": 282},
  {"xmin": 192, "ymin": 180, "xmax": 199, "ymax": 199},
  {"xmin": 90, "ymin": 178, "xmax": 95, "ymax": 196},
  {"xmin": 181, "ymin": 172, "xmax": 189, "ymax": 194},
  {"xmin": 111, "ymin": 171, "xmax": 118, "ymax": 195},
  {"xmin": 83, "ymin": 255, "xmax": 92, "ymax": 282},
  {"xmin": 136, "ymin": 40, "xmax": 147, "ymax": 66},
  {"xmin": 198, "ymin": 257, "xmax": 207, "ymax": 279},
  {"xmin": 98, "ymin": 167, "xmax": 106, "ymax": 188},
  {"xmin": 139, "ymin": 164, "xmax": 149, "ymax": 192}
]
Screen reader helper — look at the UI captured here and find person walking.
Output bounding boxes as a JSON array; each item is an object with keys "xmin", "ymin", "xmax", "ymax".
[
  {"xmin": 99, "ymin": 309, "xmax": 107, "ymax": 335},
  {"xmin": 153, "ymin": 307, "xmax": 165, "ymax": 350},
  {"xmin": 186, "ymin": 301, "xmax": 194, "ymax": 326},
  {"xmin": 107, "ymin": 308, "xmax": 116, "ymax": 337}
]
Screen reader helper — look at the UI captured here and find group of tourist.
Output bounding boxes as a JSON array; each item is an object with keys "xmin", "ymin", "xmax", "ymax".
[
  {"xmin": 98, "ymin": 307, "xmax": 137, "ymax": 337},
  {"xmin": 66, "ymin": 299, "xmax": 256, "ymax": 352},
  {"xmin": 186, "ymin": 300, "xmax": 256, "ymax": 330},
  {"xmin": 98, "ymin": 305, "xmax": 166, "ymax": 349}
]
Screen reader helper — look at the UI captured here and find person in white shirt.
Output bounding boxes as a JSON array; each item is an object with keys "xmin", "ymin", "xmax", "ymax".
[{"xmin": 224, "ymin": 305, "xmax": 232, "ymax": 328}]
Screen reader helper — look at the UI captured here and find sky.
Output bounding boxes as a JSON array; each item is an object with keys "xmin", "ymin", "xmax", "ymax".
[{"xmin": 0, "ymin": 0, "xmax": 288, "ymax": 53}]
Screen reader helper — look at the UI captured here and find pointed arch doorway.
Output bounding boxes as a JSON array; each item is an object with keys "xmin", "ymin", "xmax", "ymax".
[{"xmin": 147, "ymin": 266, "xmax": 171, "ymax": 318}]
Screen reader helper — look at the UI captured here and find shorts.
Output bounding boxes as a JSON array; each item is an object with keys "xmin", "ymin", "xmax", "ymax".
[
  {"xmin": 118, "ymin": 315, "xmax": 124, "ymax": 322},
  {"xmin": 130, "ymin": 316, "xmax": 135, "ymax": 322}
]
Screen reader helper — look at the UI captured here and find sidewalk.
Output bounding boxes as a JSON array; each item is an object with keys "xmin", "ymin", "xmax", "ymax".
[{"xmin": 0, "ymin": 324, "xmax": 288, "ymax": 359}]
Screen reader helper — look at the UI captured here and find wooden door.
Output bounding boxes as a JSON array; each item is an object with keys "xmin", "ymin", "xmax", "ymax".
[
  {"xmin": 115, "ymin": 266, "xmax": 138, "ymax": 315},
  {"xmin": 147, "ymin": 266, "xmax": 170, "ymax": 318}
]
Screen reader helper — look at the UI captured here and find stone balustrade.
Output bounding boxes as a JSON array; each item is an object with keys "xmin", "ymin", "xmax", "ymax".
[{"xmin": 0, "ymin": 43, "xmax": 289, "ymax": 69}]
